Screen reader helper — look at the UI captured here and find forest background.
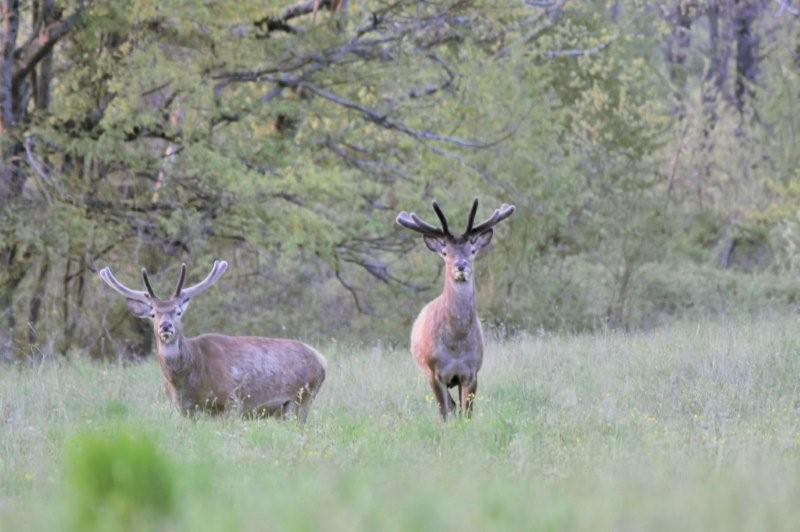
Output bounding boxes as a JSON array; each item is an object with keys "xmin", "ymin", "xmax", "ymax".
[{"xmin": 2, "ymin": 0, "xmax": 799, "ymax": 360}]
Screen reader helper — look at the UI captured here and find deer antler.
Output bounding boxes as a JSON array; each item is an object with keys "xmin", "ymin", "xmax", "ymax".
[
  {"xmin": 465, "ymin": 198, "xmax": 479, "ymax": 234},
  {"xmin": 431, "ymin": 201, "xmax": 451, "ymax": 237},
  {"xmin": 98, "ymin": 267, "xmax": 152, "ymax": 303},
  {"xmin": 465, "ymin": 202, "xmax": 515, "ymax": 236},
  {"xmin": 398, "ymin": 199, "xmax": 515, "ymax": 240},
  {"xmin": 141, "ymin": 269, "xmax": 158, "ymax": 299},
  {"xmin": 174, "ymin": 263, "xmax": 187, "ymax": 297},
  {"xmin": 179, "ymin": 260, "xmax": 229, "ymax": 300},
  {"xmin": 396, "ymin": 200, "xmax": 453, "ymax": 238}
]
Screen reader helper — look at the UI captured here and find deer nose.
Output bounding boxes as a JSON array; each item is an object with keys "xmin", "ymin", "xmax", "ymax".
[
  {"xmin": 160, "ymin": 322, "xmax": 173, "ymax": 332},
  {"xmin": 455, "ymin": 260, "xmax": 468, "ymax": 272}
]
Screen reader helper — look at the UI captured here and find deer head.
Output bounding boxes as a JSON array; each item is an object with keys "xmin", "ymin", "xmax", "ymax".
[
  {"xmin": 396, "ymin": 199, "xmax": 515, "ymax": 284},
  {"xmin": 98, "ymin": 260, "xmax": 228, "ymax": 345}
]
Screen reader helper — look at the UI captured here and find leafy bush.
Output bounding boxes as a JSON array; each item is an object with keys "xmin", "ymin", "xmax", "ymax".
[{"xmin": 65, "ymin": 427, "xmax": 175, "ymax": 531}]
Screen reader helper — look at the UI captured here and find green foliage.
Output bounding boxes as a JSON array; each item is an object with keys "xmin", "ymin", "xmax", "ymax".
[
  {"xmin": 65, "ymin": 427, "xmax": 175, "ymax": 531},
  {"xmin": 2, "ymin": 0, "xmax": 800, "ymax": 357}
]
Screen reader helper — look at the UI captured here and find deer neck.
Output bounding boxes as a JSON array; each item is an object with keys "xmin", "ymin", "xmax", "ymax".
[
  {"xmin": 156, "ymin": 333, "xmax": 196, "ymax": 382},
  {"xmin": 441, "ymin": 274, "xmax": 477, "ymax": 335}
]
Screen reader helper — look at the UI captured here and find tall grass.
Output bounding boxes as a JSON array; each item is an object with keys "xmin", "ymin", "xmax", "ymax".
[{"xmin": 2, "ymin": 314, "xmax": 800, "ymax": 530}]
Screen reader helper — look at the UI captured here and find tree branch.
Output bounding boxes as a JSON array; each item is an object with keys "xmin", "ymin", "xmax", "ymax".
[
  {"xmin": 254, "ymin": 0, "xmax": 344, "ymax": 36},
  {"xmin": 542, "ymin": 41, "xmax": 610, "ymax": 58},
  {"xmin": 333, "ymin": 252, "xmax": 375, "ymax": 315},
  {"xmin": 774, "ymin": 0, "xmax": 800, "ymax": 16},
  {"xmin": 324, "ymin": 137, "xmax": 411, "ymax": 182},
  {"xmin": 302, "ymin": 82, "xmax": 507, "ymax": 149},
  {"xmin": 12, "ymin": 5, "xmax": 86, "ymax": 88}
]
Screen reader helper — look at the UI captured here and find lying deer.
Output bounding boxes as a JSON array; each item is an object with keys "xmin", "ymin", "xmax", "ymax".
[
  {"xmin": 98, "ymin": 260, "xmax": 326, "ymax": 420},
  {"xmin": 396, "ymin": 199, "xmax": 515, "ymax": 420}
]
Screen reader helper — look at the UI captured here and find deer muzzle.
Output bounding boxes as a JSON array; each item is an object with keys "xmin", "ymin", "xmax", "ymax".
[
  {"xmin": 159, "ymin": 323, "xmax": 175, "ymax": 342},
  {"xmin": 453, "ymin": 260, "xmax": 470, "ymax": 282}
]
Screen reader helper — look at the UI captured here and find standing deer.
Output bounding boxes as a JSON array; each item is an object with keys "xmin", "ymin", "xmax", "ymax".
[
  {"xmin": 396, "ymin": 199, "xmax": 515, "ymax": 420},
  {"xmin": 97, "ymin": 260, "xmax": 326, "ymax": 420}
]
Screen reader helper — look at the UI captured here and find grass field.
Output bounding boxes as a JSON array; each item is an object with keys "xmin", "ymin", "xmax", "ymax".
[{"xmin": 3, "ymin": 315, "xmax": 800, "ymax": 531}]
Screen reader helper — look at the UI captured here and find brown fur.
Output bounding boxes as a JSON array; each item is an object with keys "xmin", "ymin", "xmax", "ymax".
[
  {"xmin": 98, "ymin": 261, "xmax": 326, "ymax": 421},
  {"xmin": 156, "ymin": 332, "xmax": 326, "ymax": 420},
  {"xmin": 158, "ymin": 334, "xmax": 326, "ymax": 420},
  {"xmin": 396, "ymin": 200, "xmax": 514, "ymax": 420},
  {"xmin": 410, "ymin": 239, "xmax": 485, "ymax": 420}
]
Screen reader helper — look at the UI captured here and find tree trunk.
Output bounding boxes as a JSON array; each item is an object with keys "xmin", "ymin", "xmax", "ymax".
[
  {"xmin": 0, "ymin": 0, "xmax": 20, "ymax": 133},
  {"xmin": 733, "ymin": 0, "xmax": 761, "ymax": 115},
  {"xmin": 62, "ymin": 250, "xmax": 88, "ymax": 355},
  {"xmin": 706, "ymin": 2, "xmax": 732, "ymax": 96},
  {"xmin": 699, "ymin": 2, "xmax": 729, "ymax": 180},
  {"xmin": 27, "ymin": 253, "xmax": 49, "ymax": 346},
  {"xmin": 0, "ymin": 0, "xmax": 23, "ymax": 208},
  {"xmin": 33, "ymin": 0, "xmax": 56, "ymax": 111},
  {"xmin": 607, "ymin": 258, "xmax": 635, "ymax": 330},
  {"xmin": 664, "ymin": 1, "xmax": 695, "ymax": 119},
  {"xmin": 0, "ymin": 243, "xmax": 28, "ymax": 359}
]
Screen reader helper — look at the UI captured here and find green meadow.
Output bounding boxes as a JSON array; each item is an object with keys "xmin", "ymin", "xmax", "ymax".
[
  {"xmin": 2, "ymin": 2, "xmax": 800, "ymax": 530},
  {"xmin": 3, "ymin": 315, "xmax": 800, "ymax": 531}
]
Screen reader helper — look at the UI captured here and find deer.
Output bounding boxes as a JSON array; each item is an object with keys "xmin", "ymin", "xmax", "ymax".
[
  {"xmin": 97, "ymin": 260, "xmax": 326, "ymax": 421},
  {"xmin": 396, "ymin": 199, "xmax": 515, "ymax": 420}
]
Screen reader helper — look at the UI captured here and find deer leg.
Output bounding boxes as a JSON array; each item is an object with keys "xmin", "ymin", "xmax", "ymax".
[
  {"xmin": 280, "ymin": 400, "xmax": 296, "ymax": 420},
  {"xmin": 461, "ymin": 377, "xmax": 477, "ymax": 419},
  {"xmin": 296, "ymin": 383, "xmax": 319, "ymax": 425},
  {"xmin": 446, "ymin": 386, "xmax": 456, "ymax": 412},
  {"xmin": 296, "ymin": 402, "xmax": 310, "ymax": 424},
  {"xmin": 430, "ymin": 374, "xmax": 455, "ymax": 421}
]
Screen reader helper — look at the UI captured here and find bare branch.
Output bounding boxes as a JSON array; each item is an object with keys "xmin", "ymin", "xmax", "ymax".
[
  {"xmin": 254, "ymin": 0, "xmax": 343, "ymax": 36},
  {"xmin": 407, "ymin": 52, "xmax": 456, "ymax": 100},
  {"xmin": 541, "ymin": 41, "xmax": 610, "ymax": 58},
  {"xmin": 333, "ymin": 255, "xmax": 374, "ymax": 315},
  {"xmin": 324, "ymin": 138, "xmax": 410, "ymax": 181},
  {"xmin": 774, "ymin": 0, "xmax": 800, "ymax": 16},
  {"xmin": 12, "ymin": 5, "xmax": 86, "ymax": 88},
  {"xmin": 22, "ymin": 135, "xmax": 59, "ymax": 203},
  {"xmin": 337, "ymin": 246, "xmax": 429, "ymax": 292},
  {"xmin": 302, "ymin": 82, "xmax": 505, "ymax": 149},
  {"xmin": 522, "ymin": 0, "xmax": 570, "ymax": 45}
]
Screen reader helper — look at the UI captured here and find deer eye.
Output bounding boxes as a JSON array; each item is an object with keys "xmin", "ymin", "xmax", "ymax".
[{"xmin": 441, "ymin": 251, "xmax": 447, "ymax": 257}]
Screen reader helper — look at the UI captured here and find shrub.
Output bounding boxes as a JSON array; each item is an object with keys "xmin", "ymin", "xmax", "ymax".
[{"xmin": 65, "ymin": 427, "xmax": 175, "ymax": 531}]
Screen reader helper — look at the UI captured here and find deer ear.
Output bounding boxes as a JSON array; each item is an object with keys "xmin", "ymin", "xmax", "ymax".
[
  {"xmin": 126, "ymin": 299, "xmax": 153, "ymax": 319},
  {"xmin": 423, "ymin": 236, "xmax": 446, "ymax": 253},
  {"xmin": 471, "ymin": 229, "xmax": 493, "ymax": 250}
]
